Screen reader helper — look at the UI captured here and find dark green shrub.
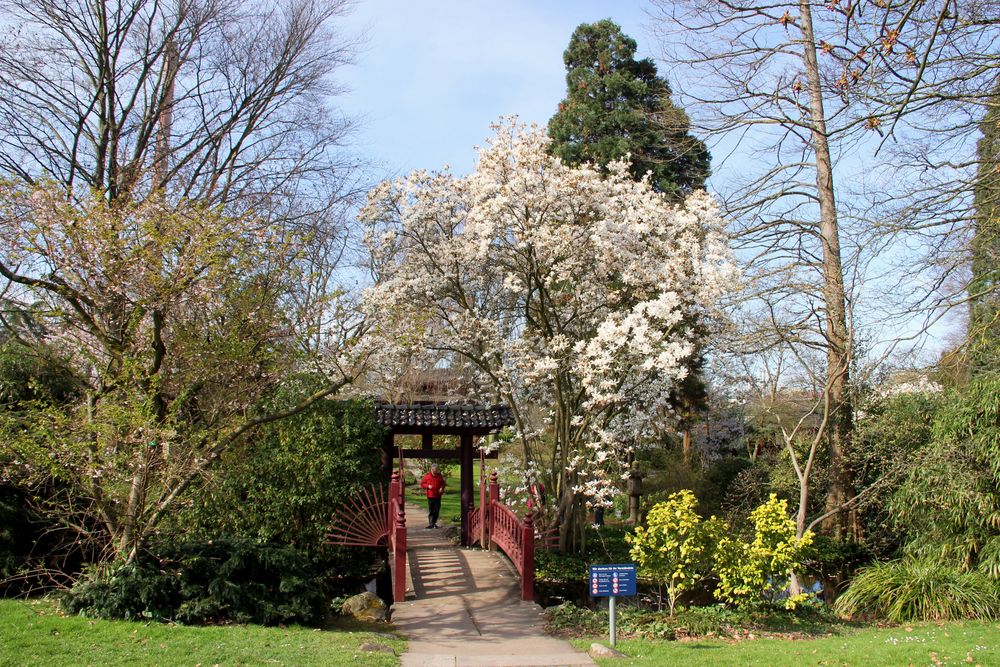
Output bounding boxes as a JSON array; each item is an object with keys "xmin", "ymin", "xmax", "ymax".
[
  {"xmin": 0, "ymin": 340, "xmax": 78, "ymax": 407},
  {"xmin": 535, "ymin": 550, "xmax": 589, "ymax": 583},
  {"xmin": 836, "ymin": 558, "xmax": 1000, "ymax": 623},
  {"xmin": 544, "ymin": 601, "xmax": 606, "ymax": 636},
  {"xmin": 663, "ymin": 605, "xmax": 742, "ymax": 636},
  {"xmin": 667, "ymin": 603, "xmax": 838, "ymax": 636},
  {"xmin": 544, "ymin": 600, "xmax": 841, "ymax": 639},
  {"xmin": 62, "ymin": 536, "xmax": 329, "ymax": 626},
  {"xmin": 176, "ymin": 395, "xmax": 385, "ymax": 586},
  {"xmin": 535, "ymin": 525, "xmax": 632, "ymax": 582},
  {"xmin": 63, "ymin": 561, "xmax": 179, "ymax": 622}
]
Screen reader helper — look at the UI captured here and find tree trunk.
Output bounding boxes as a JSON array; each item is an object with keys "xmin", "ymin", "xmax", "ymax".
[
  {"xmin": 799, "ymin": 0, "xmax": 854, "ymax": 537},
  {"xmin": 153, "ymin": 36, "xmax": 178, "ymax": 190},
  {"xmin": 789, "ymin": 571, "xmax": 803, "ymax": 597}
]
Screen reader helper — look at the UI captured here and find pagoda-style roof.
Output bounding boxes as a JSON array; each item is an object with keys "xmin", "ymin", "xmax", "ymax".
[{"xmin": 374, "ymin": 402, "xmax": 514, "ymax": 435}]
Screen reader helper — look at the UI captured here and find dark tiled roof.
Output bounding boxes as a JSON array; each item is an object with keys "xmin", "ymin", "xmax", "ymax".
[{"xmin": 374, "ymin": 403, "xmax": 514, "ymax": 431}]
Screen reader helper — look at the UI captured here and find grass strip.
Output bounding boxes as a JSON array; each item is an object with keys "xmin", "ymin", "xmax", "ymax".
[
  {"xmin": 0, "ymin": 598, "xmax": 403, "ymax": 667},
  {"xmin": 573, "ymin": 621, "xmax": 999, "ymax": 666}
]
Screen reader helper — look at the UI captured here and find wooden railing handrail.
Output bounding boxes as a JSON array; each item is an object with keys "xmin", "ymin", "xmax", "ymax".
[{"xmin": 483, "ymin": 471, "xmax": 534, "ymax": 601}]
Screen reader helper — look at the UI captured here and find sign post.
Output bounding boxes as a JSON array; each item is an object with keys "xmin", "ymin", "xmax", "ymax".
[{"xmin": 588, "ymin": 563, "xmax": 637, "ymax": 648}]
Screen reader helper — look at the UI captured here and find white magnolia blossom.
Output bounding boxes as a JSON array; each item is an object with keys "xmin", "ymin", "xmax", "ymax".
[
  {"xmin": 361, "ymin": 118, "xmax": 736, "ymax": 499},
  {"xmin": 875, "ymin": 376, "xmax": 944, "ymax": 398}
]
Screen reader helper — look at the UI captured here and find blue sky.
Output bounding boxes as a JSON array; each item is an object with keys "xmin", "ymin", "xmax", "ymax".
[
  {"xmin": 332, "ymin": 1, "xmax": 959, "ymax": 356},
  {"xmin": 337, "ymin": 0, "xmax": 651, "ymax": 178}
]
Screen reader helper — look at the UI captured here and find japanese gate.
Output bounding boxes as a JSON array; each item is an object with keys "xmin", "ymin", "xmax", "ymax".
[{"xmin": 376, "ymin": 402, "xmax": 513, "ymax": 548}]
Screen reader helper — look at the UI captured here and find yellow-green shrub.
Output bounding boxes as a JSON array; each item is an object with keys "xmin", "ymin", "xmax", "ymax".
[
  {"xmin": 627, "ymin": 490, "xmax": 723, "ymax": 614},
  {"xmin": 714, "ymin": 494, "xmax": 813, "ymax": 609}
]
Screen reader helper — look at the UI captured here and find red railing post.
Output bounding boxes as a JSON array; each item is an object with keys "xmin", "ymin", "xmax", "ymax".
[
  {"xmin": 488, "ymin": 471, "xmax": 499, "ymax": 551},
  {"xmin": 394, "ymin": 501, "xmax": 407, "ymax": 603},
  {"xmin": 389, "ymin": 471, "xmax": 400, "ymax": 511},
  {"xmin": 521, "ymin": 511, "xmax": 534, "ymax": 602},
  {"xmin": 387, "ymin": 471, "xmax": 407, "ymax": 603}
]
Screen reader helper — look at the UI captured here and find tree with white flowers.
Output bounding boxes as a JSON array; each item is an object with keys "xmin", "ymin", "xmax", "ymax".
[{"xmin": 362, "ymin": 120, "xmax": 735, "ymax": 550}]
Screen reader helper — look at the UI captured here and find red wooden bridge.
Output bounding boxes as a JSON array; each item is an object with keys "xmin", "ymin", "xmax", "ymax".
[
  {"xmin": 328, "ymin": 469, "xmax": 543, "ymax": 602},
  {"xmin": 327, "ymin": 402, "xmax": 548, "ymax": 604}
]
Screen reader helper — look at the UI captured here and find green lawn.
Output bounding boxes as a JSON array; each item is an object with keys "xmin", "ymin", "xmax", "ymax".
[
  {"xmin": 573, "ymin": 621, "xmax": 1000, "ymax": 666},
  {"xmin": 0, "ymin": 598, "xmax": 404, "ymax": 667}
]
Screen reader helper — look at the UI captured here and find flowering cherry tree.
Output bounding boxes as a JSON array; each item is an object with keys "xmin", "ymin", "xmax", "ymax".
[
  {"xmin": 0, "ymin": 185, "xmax": 369, "ymax": 565},
  {"xmin": 363, "ymin": 120, "xmax": 735, "ymax": 550}
]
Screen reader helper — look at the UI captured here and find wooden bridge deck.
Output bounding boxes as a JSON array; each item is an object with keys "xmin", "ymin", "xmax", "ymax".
[{"xmin": 391, "ymin": 503, "xmax": 594, "ymax": 667}]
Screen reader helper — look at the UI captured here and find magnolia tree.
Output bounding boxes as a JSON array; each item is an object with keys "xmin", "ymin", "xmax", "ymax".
[{"xmin": 362, "ymin": 120, "xmax": 735, "ymax": 550}]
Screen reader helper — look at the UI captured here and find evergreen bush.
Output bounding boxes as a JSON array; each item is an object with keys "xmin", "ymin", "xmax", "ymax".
[
  {"xmin": 889, "ymin": 373, "xmax": 1000, "ymax": 575},
  {"xmin": 175, "ymin": 394, "xmax": 385, "ymax": 587},
  {"xmin": 0, "ymin": 487, "xmax": 33, "ymax": 584},
  {"xmin": 62, "ymin": 536, "xmax": 329, "ymax": 626}
]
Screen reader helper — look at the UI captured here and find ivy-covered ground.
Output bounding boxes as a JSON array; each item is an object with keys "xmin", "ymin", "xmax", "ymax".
[{"xmin": 0, "ymin": 598, "xmax": 404, "ymax": 667}]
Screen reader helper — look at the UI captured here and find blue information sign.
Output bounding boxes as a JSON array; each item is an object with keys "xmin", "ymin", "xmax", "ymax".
[{"xmin": 589, "ymin": 563, "xmax": 637, "ymax": 597}]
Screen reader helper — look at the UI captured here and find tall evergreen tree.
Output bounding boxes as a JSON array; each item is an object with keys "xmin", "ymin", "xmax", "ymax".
[
  {"xmin": 970, "ymin": 81, "xmax": 1000, "ymax": 373},
  {"xmin": 547, "ymin": 19, "xmax": 710, "ymax": 200}
]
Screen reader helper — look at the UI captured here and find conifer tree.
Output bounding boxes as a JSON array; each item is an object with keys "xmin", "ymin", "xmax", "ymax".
[{"xmin": 547, "ymin": 19, "xmax": 710, "ymax": 200}]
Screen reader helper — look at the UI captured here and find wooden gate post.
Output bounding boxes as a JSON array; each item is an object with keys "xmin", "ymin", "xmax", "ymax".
[
  {"xmin": 521, "ymin": 511, "xmax": 534, "ymax": 602},
  {"xmin": 488, "ymin": 471, "xmax": 499, "ymax": 551},
  {"xmin": 479, "ymin": 462, "xmax": 487, "ymax": 548},
  {"xmin": 387, "ymin": 470, "xmax": 407, "ymax": 603},
  {"xmin": 460, "ymin": 433, "xmax": 473, "ymax": 546}
]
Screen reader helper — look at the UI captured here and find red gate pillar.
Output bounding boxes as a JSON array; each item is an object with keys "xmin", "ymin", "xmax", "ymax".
[
  {"xmin": 488, "ymin": 472, "xmax": 499, "ymax": 551},
  {"xmin": 460, "ymin": 433, "xmax": 473, "ymax": 546},
  {"xmin": 521, "ymin": 511, "xmax": 534, "ymax": 602},
  {"xmin": 388, "ymin": 471, "xmax": 407, "ymax": 603},
  {"xmin": 479, "ymin": 455, "xmax": 487, "ymax": 548}
]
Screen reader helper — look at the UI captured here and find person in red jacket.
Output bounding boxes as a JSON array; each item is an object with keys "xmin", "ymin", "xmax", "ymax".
[{"xmin": 420, "ymin": 463, "xmax": 447, "ymax": 529}]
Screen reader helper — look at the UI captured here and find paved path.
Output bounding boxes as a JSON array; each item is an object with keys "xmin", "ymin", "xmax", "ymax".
[{"xmin": 392, "ymin": 503, "xmax": 595, "ymax": 667}]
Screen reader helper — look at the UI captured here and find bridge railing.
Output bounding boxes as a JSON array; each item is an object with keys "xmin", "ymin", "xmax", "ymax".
[
  {"xmin": 469, "ymin": 471, "xmax": 535, "ymax": 601},
  {"xmin": 387, "ymin": 471, "xmax": 407, "ymax": 603}
]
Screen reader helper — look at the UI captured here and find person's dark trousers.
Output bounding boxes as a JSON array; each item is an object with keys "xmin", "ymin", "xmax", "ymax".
[{"xmin": 427, "ymin": 496, "xmax": 442, "ymax": 527}]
